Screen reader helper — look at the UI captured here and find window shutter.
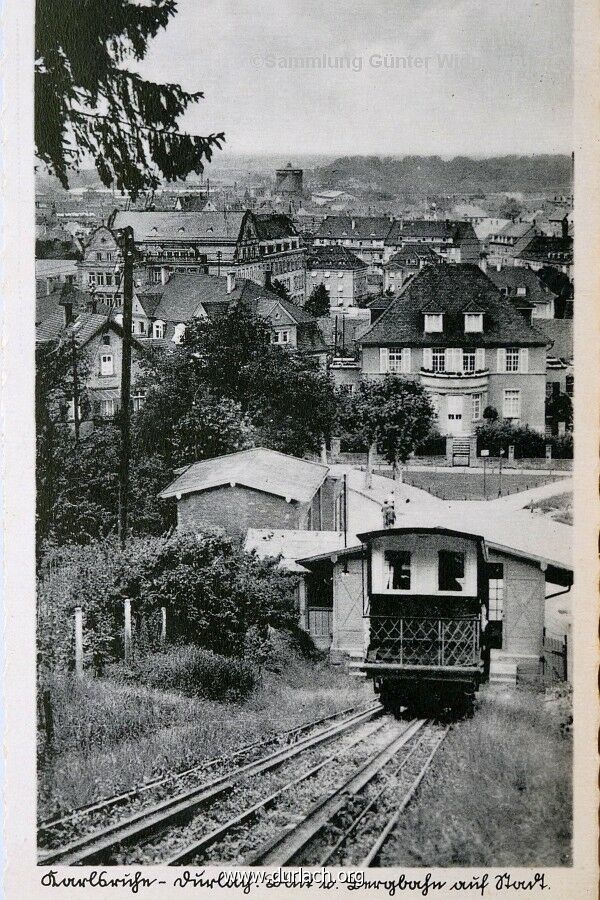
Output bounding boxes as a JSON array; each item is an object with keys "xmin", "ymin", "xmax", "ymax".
[
  {"xmin": 475, "ymin": 348, "xmax": 485, "ymax": 370},
  {"xmin": 446, "ymin": 348, "xmax": 460, "ymax": 372},
  {"xmin": 401, "ymin": 348, "xmax": 412, "ymax": 373},
  {"xmin": 520, "ymin": 348, "xmax": 529, "ymax": 373},
  {"xmin": 422, "ymin": 348, "xmax": 433, "ymax": 370},
  {"xmin": 496, "ymin": 348, "xmax": 506, "ymax": 373},
  {"xmin": 379, "ymin": 347, "xmax": 389, "ymax": 373}
]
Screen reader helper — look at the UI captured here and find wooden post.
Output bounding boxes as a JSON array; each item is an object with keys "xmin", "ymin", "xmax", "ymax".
[
  {"xmin": 124, "ymin": 598, "xmax": 132, "ymax": 662},
  {"xmin": 160, "ymin": 606, "xmax": 167, "ymax": 644},
  {"xmin": 74, "ymin": 606, "xmax": 84, "ymax": 678}
]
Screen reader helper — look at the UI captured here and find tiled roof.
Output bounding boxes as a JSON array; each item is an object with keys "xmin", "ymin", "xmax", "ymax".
[
  {"xmin": 111, "ymin": 210, "xmax": 246, "ymax": 241},
  {"xmin": 36, "ymin": 311, "xmax": 109, "ymax": 345},
  {"xmin": 306, "ymin": 245, "xmax": 367, "ymax": 271},
  {"xmin": 489, "ymin": 221, "xmax": 534, "ymax": 240},
  {"xmin": 359, "ymin": 263, "xmax": 549, "ymax": 348},
  {"xmin": 35, "ymin": 259, "xmax": 78, "ymax": 278},
  {"xmin": 516, "ymin": 236, "xmax": 573, "ymax": 264},
  {"xmin": 253, "ymin": 214, "xmax": 298, "ymax": 240},
  {"xmin": 35, "ymin": 284, "xmax": 89, "ymax": 325},
  {"xmin": 539, "ymin": 319, "xmax": 573, "ymax": 361},
  {"xmin": 386, "ymin": 245, "xmax": 441, "ymax": 268},
  {"xmin": 487, "ymin": 267, "xmax": 557, "ymax": 306},
  {"xmin": 385, "ymin": 219, "xmax": 478, "ymax": 245},
  {"xmin": 159, "ymin": 447, "xmax": 329, "ymax": 502},
  {"xmin": 315, "ymin": 216, "xmax": 394, "ymax": 241}
]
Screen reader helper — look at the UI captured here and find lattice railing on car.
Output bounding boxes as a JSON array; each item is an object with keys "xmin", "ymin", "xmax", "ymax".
[{"xmin": 370, "ymin": 616, "xmax": 479, "ymax": 666}]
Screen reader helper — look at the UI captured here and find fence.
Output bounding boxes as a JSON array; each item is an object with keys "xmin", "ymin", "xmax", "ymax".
[
  {"xmin": 308, "ymin": 607, "xmax": 333, "ymax": 639},
  {"xmin": 542, "ymin": 628, "xmax": 568, "ymax": 684}
]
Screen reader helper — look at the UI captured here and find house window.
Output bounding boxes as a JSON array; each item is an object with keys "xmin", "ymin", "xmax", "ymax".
[
  {"xmin": 424, "ymin": 314, "xmax": 443, "ymax": 332},
  {"xmin": 506, "ymin": 347, "xmax": 520, "ymax": 372},
  {"xmin": 105, "ymin": 273, "xmax": 113, "ymax": 286},
  {"xmin": 272, "ymin": 329, "xmax": 290, "ymax": 345},
  {"xmin": 463, "ymin": 349, "xmax": 476, "ymax": 373},
  {"xmin": 385, "ymin": 551, "xmax": 411, "ymax": 591},
  {"xmin": 100, "ymin": 398, "xmax": 116, "ymax": 418},
  {"xmin": 96, "ymin": 252, "xmax": 102, "ymax": 260},
  {"xmin": 516, "ymin": 285, "xmax": 528, "ymax": 296},
  {"xmin": 102, "ymin": 334, "xmax": 111, "ymax": 346},
  {"xmin": 388, "ymin": 349, "xmax": 404, "ymax": 373},
  {"xmin": 566, "ymin": 374, "xmax": 574, "ymax": 397},
  {"xmin": 100, "ymin": 354, "xmax": 114, "ymax": 376},
  {"xmin": 464, "ymin": 313, "xmax": 483, "ymax": 333},
  {"xmin": 88, "ymin": 273, "xmax": 97, "ymax": 286},
  {"xmin": 153, "ymin": 321, "xmax": 165, "ymax": 339},
  {"xmin": 503, "ymin": 389, "xmax": 521, "ymax": 419},
  {"xmin": 438, "ymin": 550, "xmax": 465, "ymax": 591},
  {"xmin": 487, "ymin": 562, "xmax": 504, "ymax": 620},
  {"xmin": 132, "ymin": 391, "xmax": 146, "ymax": 413},
  {"xmin": 472, "ymin": 393, "xmax": 483, "ymax": 421},
  {"xmin": 432, "ymin": 348, "xmax": 446, "ymax": 373}
]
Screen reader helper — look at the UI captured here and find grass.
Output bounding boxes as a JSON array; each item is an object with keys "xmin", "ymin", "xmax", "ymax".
[
  {"xmin": 380, "ymin": 689, "xmax": 572, "ymax": 867},
  {"xmin": 402, "ymin": 470, "xmax": 567, "ymax": 501},
  {"xmin": 38, "ymin": 649, "xmax": 371, "ymax": 819},
  {"xmin": 527, "ymin": 490, "xmax": 573, "ymax": 525}
]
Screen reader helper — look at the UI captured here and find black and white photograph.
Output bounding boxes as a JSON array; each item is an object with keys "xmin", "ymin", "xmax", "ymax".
[{"xmin": 2, "ymin": 0, "xmax": 599, "ymax": 895}]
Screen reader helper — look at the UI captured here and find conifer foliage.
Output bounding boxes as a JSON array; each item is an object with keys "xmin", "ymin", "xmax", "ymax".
[{"xmin": 35, "ymin": 0, "xmax": 224, "ymax": 196}]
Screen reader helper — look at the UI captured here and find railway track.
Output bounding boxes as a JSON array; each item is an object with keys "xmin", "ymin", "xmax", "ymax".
[{"xmin": 37, "ymin": 701, "xmax": 383, "ymax": 866}]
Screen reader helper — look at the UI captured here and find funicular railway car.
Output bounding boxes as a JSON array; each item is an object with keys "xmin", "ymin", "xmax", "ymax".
[{"xmin": 358, "ymin": 526, "xmax": 487, "ymax": 715}]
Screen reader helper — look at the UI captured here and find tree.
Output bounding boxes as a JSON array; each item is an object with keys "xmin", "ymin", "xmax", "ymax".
[
  {"xmin": 270, "ymin": 279, "xmax": 291, "ymax": 302},
  {"xmin": 137, "ymin": 305, "xmax": 337, "ymax": 459},
  {"xmin": 537, "ymin": 266, "xmax": 573, "ymax": 318},
  {"xmin": 545, "ymin": 391, "xmax": 573, "ymax": 430},
  {"xmin": 341, "ymin": 377, "xmax": 435, "ymax": 476},
  {"xmin": 305, "ymin": 284, "xmax": 330, "ymax": 318},
  {"xmin": 483, "ymin": 405, "xmax": 499, "ymax": 423},
  {"xmin": 35, "ymin": 0, "xmax": 224, "ymax": 198}
]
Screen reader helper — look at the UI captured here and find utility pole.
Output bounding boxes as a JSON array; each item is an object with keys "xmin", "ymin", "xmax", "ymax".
[
  {"xmin": 71, "ymin": 331, "xmax": 80, "ymax": 442},
  {"xmin": 117, "ymin": 226, "xmax": 135, "ymax": 547}
]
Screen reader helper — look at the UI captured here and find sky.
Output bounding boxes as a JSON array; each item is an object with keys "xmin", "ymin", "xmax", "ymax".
[{"xmin": 137, "ymin": 0, "xmax": 573, "ymax": 158}]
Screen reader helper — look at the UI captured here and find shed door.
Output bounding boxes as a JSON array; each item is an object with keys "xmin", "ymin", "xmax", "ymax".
[
  {"xmin": 334, "ymin": 568, "xmax": 365, "ymax": 656},
  {"xmin": 503, "ymin": 578, "xmax": 543, "ymax": 657}
]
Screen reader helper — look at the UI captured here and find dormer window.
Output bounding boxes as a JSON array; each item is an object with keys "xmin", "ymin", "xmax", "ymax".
[
  {"xmin": 424, "ymin": 313, "xmax": 443, "ymax": 332},
  {"xmin": 464, "ymin": 313, "xmax": 483, "ymax": 333},
  {"xmin": 516, "ymin": 285, "xmax": 528, "ymax": 296}
]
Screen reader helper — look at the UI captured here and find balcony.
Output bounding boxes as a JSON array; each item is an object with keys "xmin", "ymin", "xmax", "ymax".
[
  {"xmin": 368, "ymin": 616, "xmax": 480, "ymax": 667},
  {"xmin": 420, "ymin": 368, "xmax": 489, "ymax": 392}
]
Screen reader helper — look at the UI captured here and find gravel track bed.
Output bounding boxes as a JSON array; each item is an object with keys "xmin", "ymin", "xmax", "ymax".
[
  {"xmin": 296, "ymin": 723, "xmax": 447, "ymax": 866},
  {"xmin": 39, "ymin": 703, "xmax": 377, "ymax": 854},
  {"xmin": 110, "ymin": 717, "xmax": 395, "ymax": 865}
]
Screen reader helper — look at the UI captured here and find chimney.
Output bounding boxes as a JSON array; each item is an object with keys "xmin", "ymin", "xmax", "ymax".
[
  {"xmin": 62, "ymin": 301, "xmax": 73, "ymax": 327},
  {"xmin": 351, "ymin": 218, "xmax": 356, "ymax": 230},
  {"xmin": 561, "ymin": 215, "xmax": 569, "ymax": 239},
  {"xmin": 478, "ymin": 252, "xmax": 488, "ymax": 274},
  {"xmin": 226, "ymin": 270, "xmax": 236, "ymax": 294},
  {"xmin": 264, "ymin": 268, "xmax": 273, "ymax": 288},
  {"xmin": 87, "ymin": 296, "xmax": 97, "ymax": 314},
  {"xmin": 160, "ymin": 266, "xmax": 169, "ymax": 286}
]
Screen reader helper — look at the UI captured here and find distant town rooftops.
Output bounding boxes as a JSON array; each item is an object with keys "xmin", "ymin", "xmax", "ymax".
[
  {"xmin": 158, "ymin": 447, "xmax": 329, "ymax": 503},
  {"xmin": 486, "ymin": 267, "xmax": 557, "ymax": 306},
  {"xmin": 386, "ymin": 245, "xmax": 441, "ymax": 268},
  {"xmin": 315, "ymin": 216, "xmax": 394, "ymax": 241},
  {"xmin": 516, "ymin": 235, "xmax": 573, "ymax": 264}
]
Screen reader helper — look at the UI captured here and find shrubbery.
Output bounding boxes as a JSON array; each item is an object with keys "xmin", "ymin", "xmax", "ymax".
[
  {"xmin": 475, "ymin": 423, "xmax": 573, "ymax": 459},
  {"xmin": 37, "ymin": 531, "xmax": 298, "ymax": 678},
  {"xmin": 109, "ymin": 646, "xmax": 257, "ymax": 702},
  {"xmin": 414, "ymin": 429, "xmax": 447, "ymax": 457}
]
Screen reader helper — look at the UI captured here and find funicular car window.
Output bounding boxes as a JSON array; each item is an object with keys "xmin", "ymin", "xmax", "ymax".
[
  {"xmin": 385, "ymin": 550, "xmax": 411, "ymax": 590},
  {"xmin": 438, "ymin": 550, "xmax": 465, "ymax": 591}
]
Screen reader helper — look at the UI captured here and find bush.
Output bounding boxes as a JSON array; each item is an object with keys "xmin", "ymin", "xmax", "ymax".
[
  {"xmin": 475, "ymin": 423, "xmax": 573, "ymax": 459},
  {"xmin": 109, "ymin": 645, "xmax": 257, "ymax": 702},
  {"xmin": 414, "ymin": 429, "xmax": 446, "ymax": 457}
]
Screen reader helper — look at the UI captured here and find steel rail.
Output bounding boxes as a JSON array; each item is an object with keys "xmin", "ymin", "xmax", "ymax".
[
  {"xmin": 246, "ymin": 718, "xmax": 426, "ymax": 867},
  {"xmin": 316, "ymin": 725, "xmax": 431, "ymax": 866},
  {"xmin": 39, "ymin": 701, "xmax": 377, "ymax": 835},
  {"xmin": 38, "ymin": 703, "xmax": 383, "ymax": 866},
  {"xmin": 163, "ymin": 718, "xmax": 387, "ymax": 866},
  {"xmin": 361, "ymin": 725, "xmax": 450, "ymax": 867}
]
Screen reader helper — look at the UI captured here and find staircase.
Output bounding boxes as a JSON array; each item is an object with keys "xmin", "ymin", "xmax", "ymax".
[{"xmin": 450, "ymin": 437, "xmax": 472, "ymax": 467}]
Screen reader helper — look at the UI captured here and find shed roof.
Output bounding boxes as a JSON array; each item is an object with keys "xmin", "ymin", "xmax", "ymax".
[{"xmin": 158, "ymin": 447, "xmax": 329, "ymax": 503}]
